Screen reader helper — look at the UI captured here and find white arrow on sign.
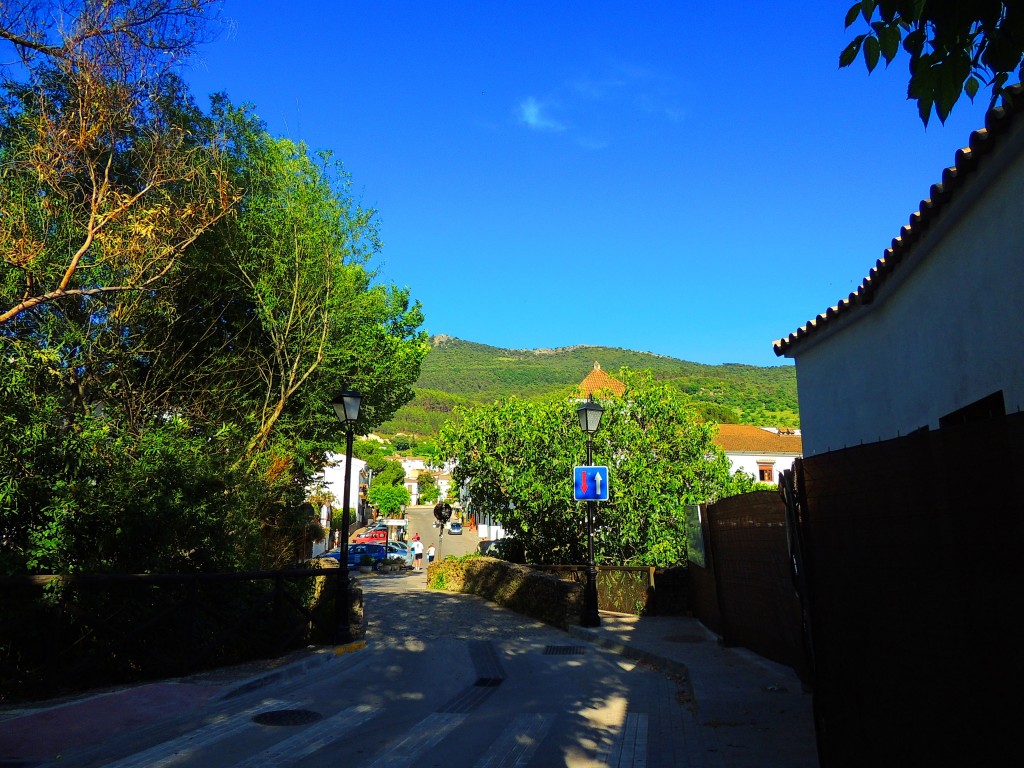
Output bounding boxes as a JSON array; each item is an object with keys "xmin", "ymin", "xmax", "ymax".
[{"xmin": 595, "ymin": 470, "xmax": 603, "ymax": 497}]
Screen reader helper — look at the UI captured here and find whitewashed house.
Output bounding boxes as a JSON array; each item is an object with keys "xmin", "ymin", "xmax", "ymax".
[
  {"xmin": 775, "ymin": 86, "xmax": 1024, "ymax": 456},
  {"xmin": 713, "ymin": 424, "xmax": 803, "ymax": 485},
  {"xmin": 322, "ymin": 453, "xmax": 367, "ymax": 519}
]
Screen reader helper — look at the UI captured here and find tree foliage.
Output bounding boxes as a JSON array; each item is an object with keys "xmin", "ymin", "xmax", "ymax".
[
  {"xmin": 416, "ymin": 470, "xmax": 439, "ymax": 504},
  {"xmin": 0, "ymin": 3, "xmax": 429, "ymax": 576},
  {"xmin": 0, "ymin": 0, "xmax": 233, "ymax": 323},
  {"xmin": 841, "ymin": 1, "xmax": 1024, "ymax": 124},
  {"xmin": 437, "ymin": 369, "xmax": 756, "ymax": 567},
  {"xmin": 367, "ymin": 482, "xmax": 410, "ymax": 516}
]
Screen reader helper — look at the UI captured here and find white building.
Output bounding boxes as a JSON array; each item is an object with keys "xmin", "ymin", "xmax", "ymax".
[
  {"xmin": 322, "ymin": 452, "xmax": 367, "ymax": 519},
  {"xmin": 712, "ymin": 424, "xmax": 803, "ymax": 484},
  {"xmin": 775, "ymin": 85, "xmax": 1024, "ymax": 455}
]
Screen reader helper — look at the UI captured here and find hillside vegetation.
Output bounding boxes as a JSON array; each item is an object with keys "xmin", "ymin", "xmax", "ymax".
[{"xmin": 380, "ymin": 336, "xmax": 799, "ymax": 436}]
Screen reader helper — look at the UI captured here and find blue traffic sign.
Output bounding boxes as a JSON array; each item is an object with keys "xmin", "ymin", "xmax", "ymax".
[{"xmin": 574, "ymin": 466, "xmax": 609, "ymax": 501}]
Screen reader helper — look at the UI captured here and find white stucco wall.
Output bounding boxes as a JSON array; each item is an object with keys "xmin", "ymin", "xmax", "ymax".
[
  {"xmin": 725, "ymin": 452, "xmax": 799, "ymax": 484},
  {"xmin": 788, "ymin": 122, "xmax": 1024, "ymax": 456},
  {"xmin": 323, "ymin": 453, "xmax": 367, "ymax": 514}
]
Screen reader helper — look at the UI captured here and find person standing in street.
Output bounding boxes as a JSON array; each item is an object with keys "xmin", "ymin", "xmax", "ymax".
[
  {"xmin": 426, "ymin": 543, "xmax": 436, "ymax": 566},
  {"xmin": 411, "ymin": 533, "xmax": 424, "ymax": 570}
]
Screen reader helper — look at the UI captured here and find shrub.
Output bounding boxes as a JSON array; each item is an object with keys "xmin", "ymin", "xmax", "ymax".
[{"xmin": 427, "ymin": 555, "xmax": 583, "ymax": 629}]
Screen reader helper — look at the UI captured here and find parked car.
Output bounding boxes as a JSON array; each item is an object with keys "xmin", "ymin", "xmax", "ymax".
[
  {"xmin": 347, "ymin": 543, "xmax": 388, "ymax": 567},
  {"xmin": 352, "ymin": 527, "xmax": 388, "ymax": 544},
  {"xmin": 448, "ymin": 521, "xmax": 463, "ymax": 535},
  {"xmin": 313, "ymin": 548, "xmax": 341, "ymax": 567},
  {"xmin": 386, "ymin": 542, "xmax": 414, "ymax": 567},
  {"xmin": 316, "ymin": 543, "xmax": 388, "ymax": 568}
]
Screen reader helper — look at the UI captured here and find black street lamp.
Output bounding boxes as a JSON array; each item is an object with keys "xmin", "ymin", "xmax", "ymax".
[
  {"xmin": 331, "ymin": 388, "xmax": 362, "ymax": 644},
  {"xmin": 577, "ymin": 396, "xmax": 604, "ymax": 628}
]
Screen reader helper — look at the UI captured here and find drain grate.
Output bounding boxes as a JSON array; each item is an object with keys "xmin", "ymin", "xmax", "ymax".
[
  {"xmin": 544, "ymin": 645, "xmax": 586, "ymax": 655},
  {"xmin": 252, "ymin": 708, "xmax": 324, "ymax": 726}
]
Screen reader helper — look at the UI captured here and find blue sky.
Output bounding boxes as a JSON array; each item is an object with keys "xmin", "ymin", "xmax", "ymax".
[{"xmin": 181, "ymin": 1, "xmax": 994, "ymax": 367}]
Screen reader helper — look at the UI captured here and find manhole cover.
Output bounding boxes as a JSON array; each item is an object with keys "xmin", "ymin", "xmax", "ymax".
[
  {"xmin": 252, "ymin": 708, "xmax": 324, "ymax": 726},
  {"xmin": 664, "ymin": 634, "xmax": 705, "ymax": 643},
  {"xmin": 544, "ymin": 645, "xmax": 586, "ymax": 655}
]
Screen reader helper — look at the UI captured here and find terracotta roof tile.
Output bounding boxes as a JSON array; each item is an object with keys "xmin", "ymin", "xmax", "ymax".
[
  {"xmin": 577, "ymin": 362, "xmax": 625, "ymax": 398},
  {"xmin": 713, "ymin": 424, "xmax": 803, "ymax": 454},
  {"xmin": 774, "ymin": 83, "xmax": 1023, "ymax": 357}
]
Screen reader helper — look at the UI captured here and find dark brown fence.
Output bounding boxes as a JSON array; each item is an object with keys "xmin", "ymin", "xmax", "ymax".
[
  {"xmin": 703, "ymin": 491, "xmax": 808, "ymax": 679},
  {"xmin": 0, "ymin": 568, "xmax": 339, "ymax": 703},
  {"xmin": 789, "ymin": 412, "xmax": 1024, "ymax": 766}
]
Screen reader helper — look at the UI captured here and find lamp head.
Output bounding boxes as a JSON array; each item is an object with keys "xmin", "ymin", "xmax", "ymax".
[
  {"xmin": 331, "ymin": 389, "xmax": 363, "ymax": 424},
  {"xmin": 577, "ymin": 396, "xmax": 604, "ymax": 434}
]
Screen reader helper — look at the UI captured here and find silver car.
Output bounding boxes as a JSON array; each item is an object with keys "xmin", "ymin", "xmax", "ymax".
[{"xmin": 386, "ymin": 541, "xmax": 414, "ymax": 567}]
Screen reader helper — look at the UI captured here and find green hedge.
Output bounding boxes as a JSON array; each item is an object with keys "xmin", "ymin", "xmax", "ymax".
[{"xmin": 427, "ymin": 555, "xmax": 583, "ymax": 630}]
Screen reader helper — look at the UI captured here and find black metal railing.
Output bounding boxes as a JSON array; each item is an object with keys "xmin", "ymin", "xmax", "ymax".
[{"xmin": 0, "ymin": 567, "xmax": 338, "ymax": 702}]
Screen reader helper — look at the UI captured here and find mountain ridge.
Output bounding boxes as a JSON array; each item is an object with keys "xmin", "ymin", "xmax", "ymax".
[{"xmin": 381, "ymin": 336, "xmax": 799, "ymax": 436}]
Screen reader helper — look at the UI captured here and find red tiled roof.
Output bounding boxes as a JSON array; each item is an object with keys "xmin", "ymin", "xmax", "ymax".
[
  {"xmin": 774, "ymin": 83, "xmax": 1024, "ymax": 357},
  {"xmin": 577, "ymin": 362, "xmax": 625, "ymax": 397},
  {"xmin": 713, "ymin": 424, "xmax": 803, "ymax": 454}
]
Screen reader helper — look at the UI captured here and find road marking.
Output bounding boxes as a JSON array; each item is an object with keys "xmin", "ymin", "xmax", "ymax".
[
  {"xmin": 229, "ymin": 705, "xmax": 379, "ymax": 768},
  {"xmin": 473, "ymin": 712, "xmax": 552, "ymax": 768},
  {"xmin": 367, "ymin": 712, "xmax": 466, "ymax": 767},
  {"xmin": 101, "ymin": 699, "xmax": 294, "ymax": 768}
]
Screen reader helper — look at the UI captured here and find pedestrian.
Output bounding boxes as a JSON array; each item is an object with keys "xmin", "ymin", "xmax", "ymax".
[
  {"xmin": 411, "ymin": 533, "xmax": 424, "ymax": 570},
  {"xmin": 427, "ymin": 543, "xmax": 436, "ymax": 566}
]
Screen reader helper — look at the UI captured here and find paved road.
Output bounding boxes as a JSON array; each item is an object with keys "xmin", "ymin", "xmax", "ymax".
[
  {"xmin": 2, "ymin": 513, "xmax": 817, "ymax": 767},
  {"xmin": 398, "ymin": 504, "xmax": 480, "ymax": 561},
  {"xmin": 3, "ymin": 573, "xmax": 724, "ymax": 768}
]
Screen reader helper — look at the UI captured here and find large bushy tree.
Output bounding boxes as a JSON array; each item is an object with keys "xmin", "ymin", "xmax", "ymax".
[
  {"xmin": 0, "ymin": 2, "xmax": 429, "ymax": 575},
  {"xmin": 0, "ymin": 0, "xmax": 232, "ymax": 324},
  {"xmin": 437, "ymin": 369, "xmax": 757, "ymax": 567}
]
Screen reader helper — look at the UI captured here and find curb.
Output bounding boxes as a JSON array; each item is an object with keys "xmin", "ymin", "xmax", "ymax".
[
  {"xmin": 567, "ymin": 625, "xmax": 698, "ymax": 706},
  {"xmin": 216, "ymin": 641, "xmax": 367, "ymax": 702}
]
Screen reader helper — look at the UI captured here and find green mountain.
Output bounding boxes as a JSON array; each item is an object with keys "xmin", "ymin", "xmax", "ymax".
[{"xmin": 379, "ymin": 335, "xmax": 799, "ymax": 436}]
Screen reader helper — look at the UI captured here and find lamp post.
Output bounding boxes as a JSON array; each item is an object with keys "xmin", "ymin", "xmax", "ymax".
[
  {"xmin": 331, "ymin": 388, "xmax": 362, "ymax": 644},
  {"xmin": 577, "ymin": 396, "xmax": 604, "ymax": 628}
]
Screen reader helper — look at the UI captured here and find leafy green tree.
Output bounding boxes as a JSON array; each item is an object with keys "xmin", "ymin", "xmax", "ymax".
[
  {"xmin": 0, "ymin": 35, "xmax": 428, "ymax": 575},
  {"xmin": 841, "ymin": 1, "xmax": 1024, "ymax": 124},
  {"xmin": 0, "ymin": 1, "xmax": 232, "ymax": 324},
  {"xmin": 371, "ymin": 460, "xmax": 406, "ymax": 488},
  {"xmin": 416, "ymin": 471, "xmax": 439, "ymax": 504},
  {"xmin": 437, "ymin": 369, "xmax": 747, "ymax": 567},
  {"xmin": 367, "ymin": 483, "xmax": 410, "ymax": 516},
  {"xmin": 353, "ymin": 438, "xmax": 390, "ymax": 463}
]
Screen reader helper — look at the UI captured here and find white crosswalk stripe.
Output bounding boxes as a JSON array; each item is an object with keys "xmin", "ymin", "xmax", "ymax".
[
  {"xmin": 101, "ymin": 699, "xmax": 295, "ymax": 768},
  {"xmin": 228, "ymin": 705, "xmax": 380, "ymax": 768},
  {"xmin": 473, "ymin": 712, "xmax": 552, "ymax": 768},
  {"xmin": 366, "ymin": 712, "xmax": 467, "ymax": 767}
]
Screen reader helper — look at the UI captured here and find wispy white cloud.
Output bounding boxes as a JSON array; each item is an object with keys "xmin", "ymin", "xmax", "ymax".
[
  {"xmin": 518, "ymin": 97, "xmax": 566, "ymax": 132},
  {"xmin": 515, "ymin": 64, "xmax": 686, "ymax": 149}
]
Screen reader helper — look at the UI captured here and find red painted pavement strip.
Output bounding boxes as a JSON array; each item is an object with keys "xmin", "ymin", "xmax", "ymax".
[{"xmin": 0, "ymin": 681, "xmax": 224, "ymax": 761}]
